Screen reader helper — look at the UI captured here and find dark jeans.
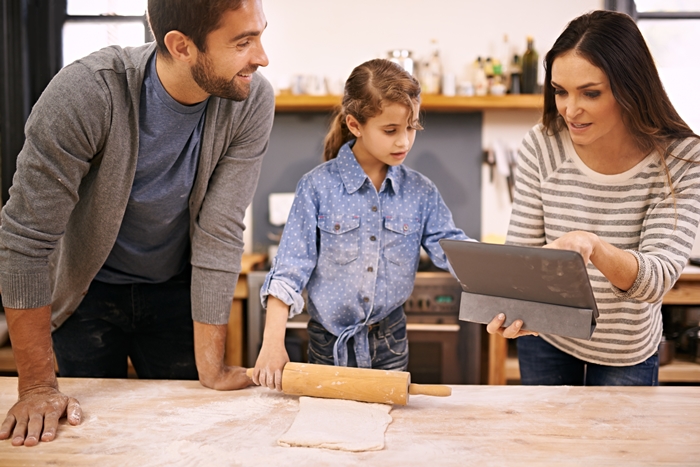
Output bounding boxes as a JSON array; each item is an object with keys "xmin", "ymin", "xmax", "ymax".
[
  {"xmin": 517, "ymin": 335, "xmax": 659, "ymax": 386},
  {"xmin": 307, "ymin": 306, "xmax": 409, "ymax": 371},
  {"xmin": 52, "ymin": 268, "xmax": 198, "ymax": 380}
]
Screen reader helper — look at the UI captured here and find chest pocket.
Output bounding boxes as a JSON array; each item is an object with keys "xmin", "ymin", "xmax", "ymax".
[
  {"xmin": 317, "ymin": 215, "xmax": 361, "ymax": 265},
  {"xmin": 383, "ymin": 217, "xmax": 421, "ymax": 266}
]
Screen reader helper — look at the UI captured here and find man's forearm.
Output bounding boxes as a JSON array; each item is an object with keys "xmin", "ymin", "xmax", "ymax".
[
  {"xmin": 5, "ymin": 306, "xmax": 58, "ymax": 395},
  {"xmin": 193, "ymin": 320, "xmax": 227, "ymax": 387},
  {"xmin": 193, "ymin": 320, "xmax": 251, "ymax": 390}
]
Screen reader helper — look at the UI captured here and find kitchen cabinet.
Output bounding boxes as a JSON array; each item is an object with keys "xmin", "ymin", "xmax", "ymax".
[{"xmin": 490, "ymin": 265, "xmax": 700, "ymax": 385}]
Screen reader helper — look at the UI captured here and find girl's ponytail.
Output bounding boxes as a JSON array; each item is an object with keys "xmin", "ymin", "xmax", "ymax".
[{"xmin": 323, "ymin": 109, "xmax": 352, "ymax": 161}]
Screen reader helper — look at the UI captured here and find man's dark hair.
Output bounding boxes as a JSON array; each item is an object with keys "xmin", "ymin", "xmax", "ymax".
[{"xmin": 147, "ymin": 0, "xmax": 245, "ymax": 58}]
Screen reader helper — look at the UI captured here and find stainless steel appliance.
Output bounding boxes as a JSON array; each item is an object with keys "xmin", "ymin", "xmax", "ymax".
[{"xmin": 246, "ymin": 271, "xmax": 482, "ymax": 384}]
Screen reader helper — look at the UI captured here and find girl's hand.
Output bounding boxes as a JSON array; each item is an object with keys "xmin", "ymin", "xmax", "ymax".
[
  {"xmin": 543, "ymin": 231, "xmax": 599, "ymax": 264},
  {"xmin": 486, "ymin": 313, "xmax": 539, "ymax": 339},
  {"xmin": 252, "ymin": 342, "xmax": 290, "ymax": 391}
]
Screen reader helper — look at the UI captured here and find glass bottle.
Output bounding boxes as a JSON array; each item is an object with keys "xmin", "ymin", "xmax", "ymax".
[
  {"xmin": 509, "ymin": 54, "xmax": 522, "ymax": 95},
  {"xmin": 419, "ymin": 39, "xmax": 442, "ymax": 95},
  {"xmin": 521, "ymin": 36, "xmax": 539, "ymax": 94}
]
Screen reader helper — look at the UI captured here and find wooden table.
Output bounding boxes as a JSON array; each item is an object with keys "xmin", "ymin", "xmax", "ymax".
[{"xmin": 1, "ymin": 377, "xmax": 698, "ymax": 466}]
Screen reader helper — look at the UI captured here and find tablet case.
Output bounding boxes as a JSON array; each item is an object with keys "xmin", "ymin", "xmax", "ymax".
[{"xmin": 439, "ymin": 239, "xmax": 598, "ymax": 340}]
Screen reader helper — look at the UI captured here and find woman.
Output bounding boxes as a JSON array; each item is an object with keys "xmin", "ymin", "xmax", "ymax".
[{"xmin": 487, "ymin": 10, "xmax": 700, "ymax": 386}]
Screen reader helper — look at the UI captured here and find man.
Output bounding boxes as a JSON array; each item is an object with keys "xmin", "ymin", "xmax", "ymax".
[{"xmin": 0, "ymin": 0, "xmax": 273, "ymax": 447}]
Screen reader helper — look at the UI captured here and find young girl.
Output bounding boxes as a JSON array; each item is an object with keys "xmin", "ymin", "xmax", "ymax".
[{"xmin": 252, "ymin": 59, "xmax": 470, "ymax": 390}]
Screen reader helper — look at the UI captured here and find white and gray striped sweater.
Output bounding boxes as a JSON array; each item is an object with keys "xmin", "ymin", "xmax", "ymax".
[{"xmin": 507, "ymin": 124, "xmax": 700, "ymax": 366}]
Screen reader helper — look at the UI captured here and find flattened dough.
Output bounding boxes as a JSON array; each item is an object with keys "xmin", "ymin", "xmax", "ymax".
[{"xmin": 278, "ymin": 396, "xmax": 393, "ymax": 452}]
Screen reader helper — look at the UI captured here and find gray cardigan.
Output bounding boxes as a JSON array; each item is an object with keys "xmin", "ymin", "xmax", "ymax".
[{"xmin": 0, "ymin": 43, "xmax": 275, "ymax": 328}]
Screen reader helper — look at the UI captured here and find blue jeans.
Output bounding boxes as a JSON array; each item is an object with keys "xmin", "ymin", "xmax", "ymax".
[
  {"xmin": 307, "ymin": 306, "xmax": 409, "ymax": 370},
  {"xmin": 517, "ymin": 335, "xmax": 659, "ymax": 386},
  {"xmin": 52, "ymin": 267, "xmax": 198, "ymax": 380}
]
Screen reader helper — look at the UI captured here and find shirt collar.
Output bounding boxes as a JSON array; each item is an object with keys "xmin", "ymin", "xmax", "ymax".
[{"xmin": 336, "ymin": 141, "xmax": 401, "ymax": 195}]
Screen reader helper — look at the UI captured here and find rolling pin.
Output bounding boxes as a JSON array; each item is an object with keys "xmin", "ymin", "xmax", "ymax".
[{"xmin": 246, "ymin": 362, "xmax": 451, "ymax": 406}]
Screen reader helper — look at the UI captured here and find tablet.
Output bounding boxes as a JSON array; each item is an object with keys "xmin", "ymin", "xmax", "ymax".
[{"xmin": 439, "ymin": 239, "xmax": 598, "ymax": 340}]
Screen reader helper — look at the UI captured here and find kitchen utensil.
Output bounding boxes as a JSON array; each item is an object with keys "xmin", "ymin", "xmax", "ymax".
[{"xmin": 246, "ymin": 362, "xmax": 451, "ymax": 405}]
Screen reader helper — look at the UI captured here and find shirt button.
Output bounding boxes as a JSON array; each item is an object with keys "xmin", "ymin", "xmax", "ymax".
[
  {"xmin": 367, "ymin": 267, "xmax": 374, "ymax": 272},
  {"xmin": 371, "ymin": 206, "xmax": 378, "ymax": 212},
  {"xmin": 334, "ymin": 224, "xmax": 340, "ymax": 231},
  {"xmin": 363, "ymin": 297, "xmax": 370, "ymax": 303},
  {"xmin": 370, "ymin": 236, "xmax": 376, "ymax": 241}
]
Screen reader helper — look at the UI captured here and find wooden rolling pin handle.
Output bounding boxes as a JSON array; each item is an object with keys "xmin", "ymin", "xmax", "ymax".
[
  {"xmin": 408, "ymin": 384, "xmax": 452, "ymax": 397},
  {"xmin": 246, "ymin": 368, "xmax": 254, "ymax": 378}
]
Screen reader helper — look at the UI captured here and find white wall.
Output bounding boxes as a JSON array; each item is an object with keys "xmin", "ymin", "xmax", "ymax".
[
  {"xmin": 260, "ymin": 0, "xmax": 603, "ymax": 92},
  {"xmin": 259, "ymin": 0, "xmax": 602, "ymax": 243}
]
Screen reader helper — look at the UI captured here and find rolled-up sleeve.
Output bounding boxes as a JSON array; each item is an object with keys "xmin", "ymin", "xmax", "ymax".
[{"xmin": 260, "ymin": 174, "xmax": 320, "ymax": 318}]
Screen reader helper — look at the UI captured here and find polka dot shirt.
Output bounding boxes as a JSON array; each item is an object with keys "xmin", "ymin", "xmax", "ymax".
[{"xmin": 261, "ymin": 141, "xmax": 470, "ymax": 367}]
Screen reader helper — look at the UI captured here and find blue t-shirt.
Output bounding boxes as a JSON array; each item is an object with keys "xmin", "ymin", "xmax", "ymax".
[{"xmin": 95, "ymin": 53, "xmax": 208, "ymax": 284}]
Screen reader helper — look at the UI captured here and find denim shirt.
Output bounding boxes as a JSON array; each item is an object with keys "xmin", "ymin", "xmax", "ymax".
[{"xmin": 261, "ymin": 141, "xmax": 470, "ymax": 368}]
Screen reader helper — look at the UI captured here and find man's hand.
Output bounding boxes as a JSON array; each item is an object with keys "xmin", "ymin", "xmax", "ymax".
[
  {"xmin": 2, "ymin": 306, "xmax": 80, "ymax": 446},
  {"xmin": 193, "ymin": 321, "xmax": 254, "ymax": 390},
  {"xmin": 0, "ymin": 387, "xmax": 81, "ymax": 446}
]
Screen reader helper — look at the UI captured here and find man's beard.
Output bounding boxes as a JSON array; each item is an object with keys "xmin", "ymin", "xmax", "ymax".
[{"xmin": 191, "ymin": 52, "xmax": 254, "ymax": 102}]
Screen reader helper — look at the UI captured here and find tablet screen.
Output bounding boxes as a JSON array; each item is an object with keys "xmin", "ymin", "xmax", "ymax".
[{"xmin": 440, "ymin": 239, "xmax": 598, "ymax": 311}]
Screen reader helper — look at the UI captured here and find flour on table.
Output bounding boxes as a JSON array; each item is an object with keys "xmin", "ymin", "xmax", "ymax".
[{"xmin": 277, "ymin": 396, "xmax": 392, "ymax": 452}]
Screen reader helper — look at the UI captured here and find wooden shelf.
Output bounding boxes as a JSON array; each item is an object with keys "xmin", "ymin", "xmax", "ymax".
[
  {"xmin": 663, "ymin": 275, "xmax": 700, "ymax": 305},
  {"xmin": 274, "ymin": 93, "xmax": 544, "ymax": 112},
  {"xmin": 659, "ymin": 356, "xmax": 700, "ymax": 383},
  {"xmin": 505, "ymin": 355, "xmax": 700, "ymax": 384}
]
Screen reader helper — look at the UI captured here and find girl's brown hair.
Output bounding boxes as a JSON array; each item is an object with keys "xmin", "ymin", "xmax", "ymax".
[
  {"xmin": 323, "ymin": 59, "xmax": 423, "ymax": 161},
  {"xmin": 542, "ymin": 10, "xmax": 697, "ymax": 168}
]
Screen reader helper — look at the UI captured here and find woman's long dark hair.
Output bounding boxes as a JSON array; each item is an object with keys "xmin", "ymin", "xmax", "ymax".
[
  {"xmin": 323, "ymin": 59, "xmax": 422, "ymax": 161},
  {"xmin": 542, "ymin": 10, "xmax": 697, "ymax": 164}
]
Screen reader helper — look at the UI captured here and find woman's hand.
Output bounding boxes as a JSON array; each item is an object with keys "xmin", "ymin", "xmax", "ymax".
[
  {"xmin": 543, "ymin": 230, "xmax": 638, "ymax": 291},
  {"xmin": 543, "ymin": 230, "xmax": 598, "ymax": 264},
  {"xmin": 486, "ymin": 313, "xmax": 539, "ymax": 339},
  {"xmin": 252, "ymin": 343, "xmax": 289, "ymax": 391}
]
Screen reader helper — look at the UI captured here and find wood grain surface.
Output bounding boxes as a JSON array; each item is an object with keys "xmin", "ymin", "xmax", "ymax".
[{"xmin": 0, "ymin": 377, "xmax": 698, "ymax": 466}]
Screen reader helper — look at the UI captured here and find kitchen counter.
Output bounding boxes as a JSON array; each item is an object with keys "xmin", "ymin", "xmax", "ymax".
[{"xmin": 1, "ymin": 377, "xmax": 698, "ymax": 466}]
